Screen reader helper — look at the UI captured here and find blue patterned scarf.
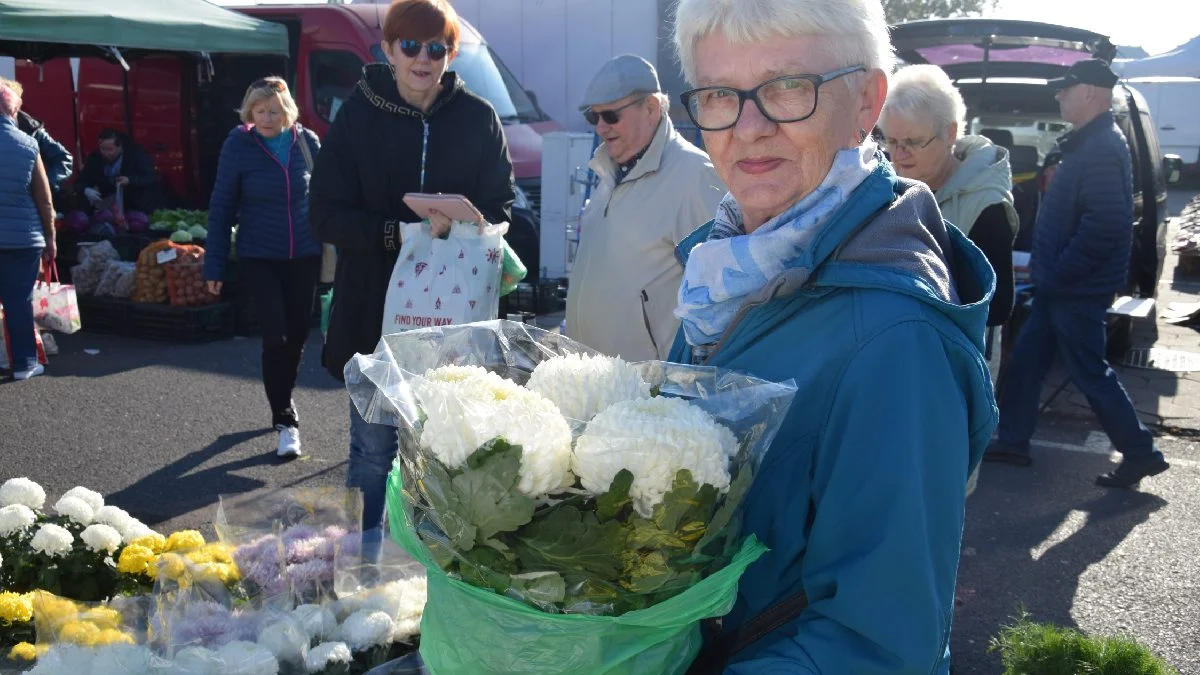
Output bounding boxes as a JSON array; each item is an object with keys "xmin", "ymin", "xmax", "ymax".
[{"xmin": 676, "ymin": 143, "xmax": 879, "ymax": 346}]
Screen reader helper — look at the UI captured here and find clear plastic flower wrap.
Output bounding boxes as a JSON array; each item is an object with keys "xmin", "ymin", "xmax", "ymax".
[
  {"xmin": 345, "ymin": 320, "xmax": 796, "ymax": 675},
  {"xmin": 30, "ymin": 590, "xmax": 152, "ymax": 652}
]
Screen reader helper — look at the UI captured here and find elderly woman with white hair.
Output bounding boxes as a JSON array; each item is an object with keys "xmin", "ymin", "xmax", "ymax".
[
  {"xmin": 879, "ymin": 64, "xmax": 1018, "ymax": 331},
  {"xmin": 670, "ymin": 1, "xmax": 997, "ymax": 672}
]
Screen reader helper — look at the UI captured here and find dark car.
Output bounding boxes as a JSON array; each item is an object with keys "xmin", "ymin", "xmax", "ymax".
[{"xmin": 890, "ymin": 19, "xmax": 1184, "ymax": 299}]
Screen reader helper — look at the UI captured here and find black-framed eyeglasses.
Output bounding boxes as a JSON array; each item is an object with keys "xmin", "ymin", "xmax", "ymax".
[
  {"xmin": 881, "ymin": 134, "xmax": 940, "ymax": 154},
  {"xmin": 679, "ymin": 65, "xmax": 866, "ymax": 131},
  {"xmin": 582, "ymin": 96, "xmax": 649, "ymax": 126},
  {"xmin": 398, "ymin": 39, "xmax": 448, "ymax": 61},
  {"xmin": 250, "ymin": 78, "xmax": 288, "ymax": 92}
]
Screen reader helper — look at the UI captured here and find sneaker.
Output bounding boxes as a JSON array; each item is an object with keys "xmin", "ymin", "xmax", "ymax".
[
  {"xmin": 1096, "ymin": 454, "xmax": 1169, "ymax": 488},
  {"xmin": 276, "ymin": 426, "xmax": 302, "ymax": 458},
  {"xmin": 982, "ymin": 441, "xmax": 1033, "ymax": 467},
  {"xmin": 13, "ymin": 364, "xmax": 45, "ymax": 381}
]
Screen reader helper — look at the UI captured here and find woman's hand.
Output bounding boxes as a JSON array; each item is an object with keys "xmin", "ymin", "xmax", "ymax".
[
  {"xmin": 207, "ymin": 281, "xmax": 223, "ymax": 296},
  {"xmin": 428, "ymin": 209, "xmax": 453, "ymax": 238},
  {"xmin": 42, "ymin": 240, "xmax": 56, "ymax": 266}
]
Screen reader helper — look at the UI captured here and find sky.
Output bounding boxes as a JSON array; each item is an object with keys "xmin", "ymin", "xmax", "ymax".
[{"xmin": 987, "ymin": 0, "xmax": 1200, "ymax": 55}]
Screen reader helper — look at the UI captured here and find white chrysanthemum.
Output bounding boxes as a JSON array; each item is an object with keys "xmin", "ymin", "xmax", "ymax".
[
  {"xmin": 0, "ymin": 504, "xmax": 38, "ymax": 536},
  {"xmin": 80, "ymin": 524, "xmax": 122, "ymax": 555},
  {"xmin": 417, "ymin": 365, "xmax": 574, "ymax": 496},
  {"xmin": 54, "ymin": 496, "xmax": 94, "ymax": 526},
  {"xmin": 214, "ymin": 640, "xmax": 279, "ymax": 675},
  {"xmin": 526, "ymin": 353, "xmax": 651, "ymax": 422},
  {"xmin": 26, "ymin": 644, "xmax": 93, "ymax": 675},
  {"xmin": 355, "ymin": 576, "xmax": 427, "ymax": 642},
  {"xmin": 290, "ymin": 604, "xmax": 339, "ymax": 642},
  {"xmin": 257, "ymin": 618, "xmax": 308, "ymax": 666},
  {"xmin": 92, "ymin": 643, "xmax": 154, "ymax": 675},
  {"xmin": 305, "ymin": 642, "xmax": 352, "ymax": 674},
  {"xmin": 30, "ymin": 523, "xmax": 74, "ymax": 557},
  {"xmin": 60, "ymin": 487, "xmax": 105, "ymax": 514},
  {"xmin": 120, "ymin": 521, "xmax": 157, "ymax": 543},
  {"xmin": 93, "ymin": 505, "xmax": 133, "ymax": 532},
  {"xmin": 338, "ymin": 609, "xmax": 394, "ymax": 651},
  {"xmin": 572, "ymin": 397, "xmax": 738, "ymax": 517},
  {"xmin": 0, "ymin": 477, "xmax": 46, "ymax": 510},
  {"xmin": 170, "ymin": 646, "xmax": 221, "ymax": 675}
]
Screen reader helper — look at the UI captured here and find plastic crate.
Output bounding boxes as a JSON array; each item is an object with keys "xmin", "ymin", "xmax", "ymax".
[
  {"xmin": 130, "ymin": 301, "xmax": 234, "ymax": 343},
  {"xmin": 77, "ymin": 295, "xmax": 134, "ymax": 336}
]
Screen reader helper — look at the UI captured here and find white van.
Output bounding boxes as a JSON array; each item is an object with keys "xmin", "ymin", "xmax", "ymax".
[{"xmin": 1127, "ymin": 77, "xmax": 1200, "ymax": 173}]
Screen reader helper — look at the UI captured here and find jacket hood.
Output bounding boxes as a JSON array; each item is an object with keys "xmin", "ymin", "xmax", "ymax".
[
  {"xmin": 678, "ymin": 159, "xmax": 995, "ymax": 352},
  {"xmin": 16, "ymin": 111, "xmax": 43, "ymax": 133},
  {"xmin": 353, "ymin": 63, "xmax": 464, "ymax": 119},
  {"xmin": 939, "ymin": 136, "xmax": 1013, "ymax": 203}
]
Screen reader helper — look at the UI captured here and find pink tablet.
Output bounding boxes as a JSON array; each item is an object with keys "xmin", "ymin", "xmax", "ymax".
[{"xmin": 403, "ymin": 193, "xmax": 485, "ymax": 224}]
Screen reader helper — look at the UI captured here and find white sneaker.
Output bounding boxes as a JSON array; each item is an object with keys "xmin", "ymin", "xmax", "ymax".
[
  {"xmin": 276, "ymin": 426, "xmax": 302, "ymax": 458},
  {"xmin": 13, "ymin": 364, "xmax": 44, "ymax": 381}
]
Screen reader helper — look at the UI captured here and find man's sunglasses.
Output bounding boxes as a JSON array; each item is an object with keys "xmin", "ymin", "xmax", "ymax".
[
  {"xmin": 398, "ymin": 40, "xmax": 449, "ymax": 61},
  {"xmin": 251, "ymin": 78, "xmax": 288, "ymax": 92},
  {"xmin": 582, "ymin": 96, "xmax": 648, "ymax": 126}
]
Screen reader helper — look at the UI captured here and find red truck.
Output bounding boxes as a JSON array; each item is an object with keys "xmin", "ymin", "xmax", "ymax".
[{"xmin": 16, "ymin": 3, "xmax": 557, "ymax": 274}]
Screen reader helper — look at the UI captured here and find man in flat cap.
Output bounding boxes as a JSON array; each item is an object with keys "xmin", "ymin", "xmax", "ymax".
[
  {"xmin": 566, "ymin": 54, "xmax": 725, "ymax": 361},
  {"xmin": 986, "ymin": 59, "xmax": 1171, "ymax": 488}
]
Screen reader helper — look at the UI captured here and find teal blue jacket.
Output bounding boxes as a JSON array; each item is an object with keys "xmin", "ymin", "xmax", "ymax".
[{"xmin": 671, "ymin": 162, "xmax": 998, "ymax": 674}]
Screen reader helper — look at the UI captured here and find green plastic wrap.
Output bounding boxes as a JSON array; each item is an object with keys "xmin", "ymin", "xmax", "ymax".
[{"xmin": 386, "ymin": 467, "xmax": 766, "ymax": 675}]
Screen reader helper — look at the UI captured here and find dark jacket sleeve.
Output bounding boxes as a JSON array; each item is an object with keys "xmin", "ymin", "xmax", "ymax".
[
  {"xmin": 1048, "ymin": 142, "xmax": 1133, "ymax": 289},
  {"xmin": 203, "ymin": 137, "xmax": 241, "ymax": 282},
  {"xmin": 123, "ymin": 145, "xmax": 160, "ymax": 188},
  {"xmin": 308, "ymin": 110, "xmax": 398, "ymax": 253},
  {"xmin": 970, "ymin": 204, "xmax": 1015, "ymax": 326},
  {"xmin": 78, "ymin": 152, "xmax": 107, "ymax": 194},
  {"xmin": 472, "ymin": 108, "xmax": 515, "ymax": 226},
  {"xmin": 31, "ymin": 128, "xmax": 74, "ymax": 193}
]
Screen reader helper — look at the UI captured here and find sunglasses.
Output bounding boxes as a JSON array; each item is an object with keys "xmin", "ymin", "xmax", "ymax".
[
  {"xmin": 251, "ymin": 78, "xmax": 288, "ymax": 92},
  {"xmin": 398, "ymin": 40, "xmax": 449, "ymax": 61},
  {"xmin": 583, "ymin": 96, "xmax": 648, "ymax": 126}
]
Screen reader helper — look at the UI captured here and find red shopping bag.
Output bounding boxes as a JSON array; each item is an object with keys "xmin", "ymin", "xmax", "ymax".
[{"xmin": 0, "ymin": 305, "xmax": 49, "ymax": 370}]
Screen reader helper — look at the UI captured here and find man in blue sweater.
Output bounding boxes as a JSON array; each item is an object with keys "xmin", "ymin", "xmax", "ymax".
[{"xmin": 985, "ymin": 59, "xmax": 1170, "ymax": 488}]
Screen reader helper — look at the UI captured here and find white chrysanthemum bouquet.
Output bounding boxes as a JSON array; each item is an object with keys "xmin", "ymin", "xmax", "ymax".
[{"xmin": 345, "ymin": 321, "xmax": 796, "ymax": 675}]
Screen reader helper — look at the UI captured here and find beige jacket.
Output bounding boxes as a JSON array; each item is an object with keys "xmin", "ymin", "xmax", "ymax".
[{"xmin": 566, "ymin": 116, "xmax": 725, "ymax": 361}]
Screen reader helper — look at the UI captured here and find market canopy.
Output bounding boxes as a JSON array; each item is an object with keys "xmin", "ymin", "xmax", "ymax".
[{"xmin": 0, "ymin": 0, "xmax": 289, "ymax": 61}]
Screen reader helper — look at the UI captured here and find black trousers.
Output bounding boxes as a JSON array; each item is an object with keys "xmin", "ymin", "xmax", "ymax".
[{"xmin": 240, "ymin": 257, "xmax": 321, "ymax": 428}]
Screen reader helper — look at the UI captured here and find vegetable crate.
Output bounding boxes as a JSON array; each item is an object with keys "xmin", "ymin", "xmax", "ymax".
[
  {"xmin": 77, "ymin": 295, "xmax": 133, "ymax": 336},
  {"xmin": 129, "ymin": 301, "xmax": 235, "ymax": 343}
]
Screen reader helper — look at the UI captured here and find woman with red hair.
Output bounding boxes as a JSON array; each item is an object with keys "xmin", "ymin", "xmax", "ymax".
[{"xmin": 309, "ymin": 0, "xmax": 515, "ymax": 563}]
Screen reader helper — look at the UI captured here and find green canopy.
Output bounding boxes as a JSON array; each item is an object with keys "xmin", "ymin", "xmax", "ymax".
[{"xmin": 0, "ymin": 0, "xmax": 288, "ymax": 61}]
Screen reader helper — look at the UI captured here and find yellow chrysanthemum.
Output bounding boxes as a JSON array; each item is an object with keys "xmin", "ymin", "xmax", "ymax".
[
  {"xmin": 94, "ymin": 628, "xmax": 135, "ymax": 646},
  {"xmin": 185, "ymin": 549, "xmax": 214, "ymax": 565},
  {"xmin": 129, "ymin": 533, "xmax": 167, "ymax": 554},
  {"xmin": 7, "ymin": 642, "xmax": 45, "ymax": 661},
  {"xmin": 116, "ymin": 544, "xmax": 157, "ymax": 577},
  {"xmin": 156, "ymin": 553, "xmax": 189, "ymax": 584},
  {"xmin": 79, "ymin": 607, "xmax": 122, "ymax": 631},
  {"xmin": 0, "ymin": 591, "xmax": 33, "ymax": 625},
  {"xmin": 201, "ymin": 562, "xmax": 239, "ymax": 585},
  {"xmin": 164, "ymin": 530, "xmax": 205, "ymax": 552},
  {"xmin": 31, "ymin": 592, "xmax": 78, "ymax": 626},
  {"xmin": 59, "ymin": 620, "xmax": 100, "ymax": 645},
  {"xmin": 200, "ymin": 543, "xmax": 234, "ymax": 565}
]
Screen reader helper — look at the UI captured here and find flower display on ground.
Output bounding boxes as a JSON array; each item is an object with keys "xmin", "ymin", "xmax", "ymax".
[
  {"xmin": 29, "ymin": 525, "xmax": 74, "ymax": 559},
  {"xmin": 0, "ymin": 478, "xmax": 46, "ymax": 511}
]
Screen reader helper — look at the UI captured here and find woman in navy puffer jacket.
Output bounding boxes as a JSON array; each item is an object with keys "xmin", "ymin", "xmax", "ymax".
[{"xmin": 204, "ymin": 77, "xmax": 322, "ymax": 458}]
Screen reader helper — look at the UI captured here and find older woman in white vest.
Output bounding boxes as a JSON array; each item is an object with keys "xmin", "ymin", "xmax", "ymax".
[{"xmin": 878, "ymin": 65, "xmax": 1018, "ymax": 337}]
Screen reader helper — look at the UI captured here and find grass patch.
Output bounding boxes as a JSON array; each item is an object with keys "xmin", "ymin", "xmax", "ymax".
[{"xmin": 990, "ymin": 612, "xmax": 1179, "ymax": 675}]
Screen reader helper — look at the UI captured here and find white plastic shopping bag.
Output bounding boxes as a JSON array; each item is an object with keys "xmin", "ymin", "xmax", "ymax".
[
  {"xmin": 32, "ymin": 264, "xmax": 82, "ymax": 334},
  {"xmin": 382, "ymin": 221, "xmax": 508, "ymax": 335}
]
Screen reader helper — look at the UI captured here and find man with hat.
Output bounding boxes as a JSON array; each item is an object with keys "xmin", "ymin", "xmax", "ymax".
[
  {"xmin": 565, "ymin": 54, "xmax": 725, "ymax": 361},
  {"xmin": 985, "ymin": 59, "xmax": 1170, "ymax": 488}
]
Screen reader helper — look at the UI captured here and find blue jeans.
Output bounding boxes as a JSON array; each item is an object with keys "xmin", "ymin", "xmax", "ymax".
[
  {"xmin": 0, "ymin": 247, "xmax": 43, "ymax": 372},
  {"xmin": 346, "ymin": 399, "xmax": 399, "ymax": 564},
  {"xmin": 996, "ymin": 296, "xmax": 1157, "ymax": 460}
]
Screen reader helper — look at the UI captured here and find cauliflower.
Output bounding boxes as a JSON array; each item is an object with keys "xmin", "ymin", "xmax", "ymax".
[
  {"xmin": 525, "ymin": 353, "xmax": 651, "ymax": 423},
  {"xmin": 572, "ymin": 397, "xmax": 738, "ymax": 517},
  {"xmin": 416, "ymin": 365, "xmax": 574, "ymax": 497}
]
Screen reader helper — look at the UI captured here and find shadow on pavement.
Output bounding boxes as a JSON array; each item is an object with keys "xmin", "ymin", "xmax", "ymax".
[
  {"xmin": 104, "ymin": 428, "xmax": 284, "ymax": 527},
  {"xmin": 952, "ymin": 451, "xmax": 1168, "ymax": 673}
]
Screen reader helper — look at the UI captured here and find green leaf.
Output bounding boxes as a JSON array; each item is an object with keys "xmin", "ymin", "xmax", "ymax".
[
  {"xmin": 652, "ymin": 469, "xmax": 719, "ymax": 539},
  {"xmin": 693, "ymin": 465, "xmax": 753, "ymax": 557},
  {"xmin": 451, "ymin": 441, "xmax": 537, "ymax": 542},
  {"xmin": 562, "ymin": 572, "xmax": 623, "ymax": 614},
  {"xmin": 511, "ymin": 572, "xmax": 567, "ymax": 608},
  {"xmin": 626, "ymin": 519, "xmax": 688, "ymax": 551},
  {"xmin": 417, "ymin": 459, "xmax": 477, "ymax": 551},
  {"xmin": 512, "ymin": 505, "xmax": 628, "ymax": 578},
  {"xmin": 596, "ymin": 469, "xmax": 634, "ymax": 522},
  {"xmin": 622, "ymin": 550, "xmax": 682, "ymax": 594}
]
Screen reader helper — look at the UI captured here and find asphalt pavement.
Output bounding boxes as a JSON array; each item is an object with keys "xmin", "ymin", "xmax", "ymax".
[{"xmin": 2, "ymin": 191, "xmax": 1199, "ymax": 673}]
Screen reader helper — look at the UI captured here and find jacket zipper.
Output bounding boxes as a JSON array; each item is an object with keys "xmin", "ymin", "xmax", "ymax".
[
  {"xmin": 252, "ymin": 128, "xmax": 296, "ymax": 258},
  {"xmin": 640, "ymin": 290, "xmax": 660, "ymax": 358},
  {"xmin": 699, "ymin": 278, "xmax": 788, "ymax": 365},
  {"xmin": 420, "ymin": 120, "xmax": 430, "ymax": 192}
]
